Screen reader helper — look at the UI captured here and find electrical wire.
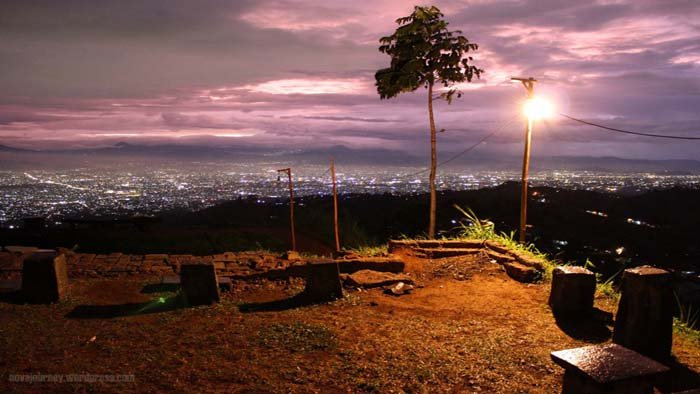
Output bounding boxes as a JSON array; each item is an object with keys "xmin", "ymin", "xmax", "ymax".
[
  {"xmin": 560, "ymin": 114, "xmax": 700, "ymax": 140},
  {"xmin": 301, "ymin": 165, "xmax": 332, "ymax": 182},
  {"xmin": 402, "ymin": 115, "xmax": 518, "ymax": 179}
]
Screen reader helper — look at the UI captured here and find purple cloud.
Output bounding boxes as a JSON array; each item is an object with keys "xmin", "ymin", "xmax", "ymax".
[{"xmin": 0, "ymin": 0, "xmax": 698, "ymax": 160}]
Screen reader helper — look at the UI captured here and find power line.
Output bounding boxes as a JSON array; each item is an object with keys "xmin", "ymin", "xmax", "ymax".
[
  {"xmin": 317, "ymin": 166, "xmax": 332, "ymax": 178},
  {"xmin": 300, "ymin": 166, "xmax": 331, "ymax": 181},
  {"xmin": 403, "ymin": 116, "xmax": 518, "ymax": 179},
  {"xmin": 560, "ymin": 114, "xmax": 700, "ymax": 140}
]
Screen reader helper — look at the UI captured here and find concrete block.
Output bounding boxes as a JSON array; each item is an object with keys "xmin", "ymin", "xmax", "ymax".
[
  {"xmin": 21, "ymin": 251, "xmax": 69, "ymax": 303},
  {"xmin": 613, "ymin": 266, "xmax": 673, "ymax": 361},
  {"xmin": 549, "ymin": 266, "xmax": 596, "ymax": 317},
  {"xmin": 303, "ymin": 261, "xmax": 343, "ymax": 302},
  {"xmin": 180, "ymin": 264, "xmax": 220, "ymax": 306},
  {"xmin": 551, "ymin": 343, "xmax": 669, "ymax": 394}
]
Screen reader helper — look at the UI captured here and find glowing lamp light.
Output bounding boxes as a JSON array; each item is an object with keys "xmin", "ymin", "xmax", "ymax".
[{"xmin": 523, "ymin": 96, "xmax": 554, "ymax": 120}]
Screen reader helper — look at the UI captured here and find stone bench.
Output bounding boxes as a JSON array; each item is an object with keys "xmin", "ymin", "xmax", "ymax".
[
  {"xmin": 551, "ymin": 343, "xmax": 669, "ymax": 394},
  {"xmin": 549, "ymin": 266, "xmax": 596, "ymax": 317}
]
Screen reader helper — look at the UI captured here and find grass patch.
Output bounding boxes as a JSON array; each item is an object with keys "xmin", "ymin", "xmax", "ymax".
[
  {"xmin": 347, "ymin": 245, "xmax": 388, "ymax": 257},
  {"xmin": 674, "ymin": 318, "xmax": 700, "ymax": 342},
  {"xmin": 452, "ymin": 205, "xmax": 559, "ymax": 280},
  {"xmin": 452, "ymin": 205, "xmax": 700, "ymax": 342},
  {"xmin": 256, "ymin": 321, "xmax": 337, "ymax": 352}
]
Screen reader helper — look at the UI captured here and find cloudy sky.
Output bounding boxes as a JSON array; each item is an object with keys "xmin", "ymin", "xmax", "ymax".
[{"xmin": 1, "ymin": 0, "xmax": 699, "ymax": 160}]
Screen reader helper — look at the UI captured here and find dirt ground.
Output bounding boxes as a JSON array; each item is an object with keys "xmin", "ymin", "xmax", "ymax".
[{"xmin": 1, "ymin": 254, "xmax": 699, "ymax": 393}]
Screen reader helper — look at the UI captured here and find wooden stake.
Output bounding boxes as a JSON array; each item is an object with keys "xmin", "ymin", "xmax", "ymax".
[
  {"xmin": 277, "ymin": 168, "xmax": 296, "ymax": 251},
  {"xmin": 331, "ymin": 158, "xmax": 340, "ymax": 252}
]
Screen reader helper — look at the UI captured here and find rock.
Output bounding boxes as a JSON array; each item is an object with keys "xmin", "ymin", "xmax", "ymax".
[
  {"xmin": 144, "ymin": 254, "xmax": 168, "ymax": 261},
  {"xmin": 4, "ymin": 246, "xmax": 40, "ymax": 254},
  {"xmin": 503, "ymin": 262, "xmax": 539, "ymax": 283},
  {"xmin": 334, "ymin": 251, "xmax": 360, "ymax": 260},
  {"xmin": 513, "ymin": 253, "xmax": 545, "ymax": 270},
  {"xmin": 384, "ymin": 281, "xmax": 414, "ymax": 296},
  {"xmin": 21, "ymin": 251, "xmax": 69, "ymax": 303},
  {"xmin": 0, "ymin": 279, "xmax": 21, "ymax": 292},
  {"xmin": 483, "ymin": 240, "xmax": 511, "ymax": 255},
  {"xmin": 336, "ymin": 259, "xmax": 405, "ymax": 274},
  {"xmin": 549, "ymin": 266, "xmax": 596, "ymax": 317},
  {"xmin": 343, "ymin": 269, "xmax": 414, "ymax": 288},
  {"xmin": 613, "ymin": 266, "xmax": 673, "ymax": 361},
  {"xmin": 485, "ymin": 249, "xmax": 514, "ymax": 263},
  {"xmin": 418, "ymin": 239, "xmax": 482, "ymax": 249},
  {"xmin": 415, "ymin": 248, "xmax": 481, "ymax": 258},
  {"xmin": 0, "ymin": 252, "xmax": 22, "ymax": 271},
  {"xmin": 222, "ymin": 252, "xmax": 237, "ymax": 261},
  {"xmin": 218, "ymin": 277, "xmax": 233, "ymax": 292},
  {"xmin": 161, "ymin": 275, "xmax": 180, "ymax": 284},
  {"xmin": 303, "ymin": 261, "xmax": 343, "ymax": 302},
  {"xmin": 180, "ymin": 264, "xmax": 220, "ymax": 306},
  {"xmin": 388, "ymin": 239, "xmax": 483, "ymax": 253},
  {"xmin": 78, "ymin": 254, "xmax": 96, "ymax": 265},
  {"xmin": 285, "ymin": 250, "xmax": 302, "ymax": 261},
  {"xmin": 387, "ymin": 239, "xmax": 418, "ymax": 253},
  {"xmin": 213, "ymin": 252, "xmax": 237, "ymax": 262}
]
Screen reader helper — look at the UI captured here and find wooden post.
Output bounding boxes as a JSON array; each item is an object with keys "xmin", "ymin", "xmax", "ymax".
[
  {"xmin": 331, "ymin": 158, "xmax": 340, "ymax": 253},
  {"xmin": 277, "ymin": 168, "xmax": 296, "ymax": 251},
  {"xmin": 520, "ymin": 117, "xmax": 532, "ymax": 244},
  {"xmin": 512, "ymin": 77, "xmax": 537, "ymax": 244}
]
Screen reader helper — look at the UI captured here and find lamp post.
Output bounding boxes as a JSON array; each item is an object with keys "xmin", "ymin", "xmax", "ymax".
[
  {"xmin": 512, "ymin": 77, "xmax": 537, "ymax": 244},
  {"xmin": 277, "ymin": 168, "xmax": 296, "ymax": 251}
]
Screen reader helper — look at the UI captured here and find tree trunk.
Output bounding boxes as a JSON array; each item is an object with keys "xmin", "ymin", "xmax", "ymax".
[{"xmin": 427, "ymin": 81, "xmax": 437, "ymax": 239}]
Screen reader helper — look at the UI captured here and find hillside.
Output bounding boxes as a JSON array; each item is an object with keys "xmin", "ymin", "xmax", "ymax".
[
  {"xmin": 4, "ymin": 183, "xmax": 699, "ymax": 274},
  {"xmin": 1, "ymin": 243, "xmax": 699, "ymax": 393}
]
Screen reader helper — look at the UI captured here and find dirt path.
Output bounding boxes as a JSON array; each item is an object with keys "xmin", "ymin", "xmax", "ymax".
[{"xmin": 1, "ymin": 254, "xmax": 699, "ymax": 393}]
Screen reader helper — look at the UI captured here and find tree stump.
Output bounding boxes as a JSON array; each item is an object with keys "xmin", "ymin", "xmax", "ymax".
[
  {"xmin": 21, "ymin": 251, "xmax": 69, "ymax": 303},
  {"xmin": 549, "ymin": 266, "xmax": 596, "ymax": 317},
  {"xmin": 304, "ymin": 261, "xmax": 343, "ymax": 302},
  {"xmin": 180, "ymin": 264, "xmax": 220, "ymax": 306},
  {"xmin": 613, "ymin": 266, "xmax": 673, "ymax": 361}
]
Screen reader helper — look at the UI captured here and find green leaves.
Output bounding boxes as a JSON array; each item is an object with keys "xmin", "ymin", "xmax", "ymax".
[{"xmin": 375, "ymin": 5, "xmax": 483, "ymax": 101}]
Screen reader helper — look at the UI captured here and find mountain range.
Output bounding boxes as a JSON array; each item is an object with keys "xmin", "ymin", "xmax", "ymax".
[{"xmin": 1, "ymin": 142, "xmax": 699, "ymax": 173}]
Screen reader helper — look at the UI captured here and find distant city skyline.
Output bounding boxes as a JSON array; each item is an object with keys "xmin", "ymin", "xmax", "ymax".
[
  {"xmin": 1, "ymin": 1, "xmax": 699, "ymax": 160},
  {"xmin": 2, "ymin": 165, "xmax": 698, "ymax": 225}
]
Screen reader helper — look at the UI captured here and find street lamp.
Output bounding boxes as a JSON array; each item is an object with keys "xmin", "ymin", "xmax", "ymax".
[
  {"xmin": 523, "ymin": 96, "xmax": 554, "ymax": 120},
  {"xmin": 511, "ymin": 77, "xmax": 553, "ymax": 243}
]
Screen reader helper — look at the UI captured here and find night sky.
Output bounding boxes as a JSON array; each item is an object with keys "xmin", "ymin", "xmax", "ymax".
[{"xmin": 1, "ymin": 0, "xmax": 699, "ymax": 160}]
